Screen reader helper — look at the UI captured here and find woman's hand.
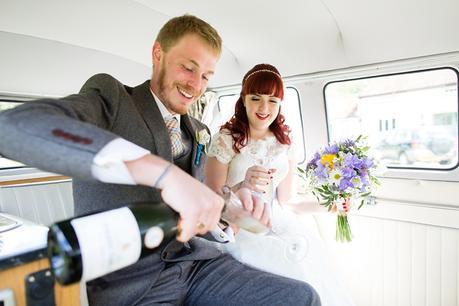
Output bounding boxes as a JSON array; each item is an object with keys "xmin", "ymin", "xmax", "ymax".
[
  {"xmin": 331, "ymin": 198, "xmax": 351, "ymax": 215},
  {"xmin": 235, "ymin": 187, "xmax": 271, "ymax": 227},
  {"xmin": 242, "ymin": 165, "xmax": 276, "ymax": 193}
]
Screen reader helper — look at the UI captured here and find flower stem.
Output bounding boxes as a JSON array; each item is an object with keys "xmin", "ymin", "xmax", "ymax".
[{"xmin": 336, "ymin": 215, "xmax": 352, "ymax": 242}]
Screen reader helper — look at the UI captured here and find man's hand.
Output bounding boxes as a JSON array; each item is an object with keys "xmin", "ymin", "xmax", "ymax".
[
  {"xmin": 235, "ymin": 187, "xmax": 271, "ymax": 227},
  {"xmin": 160, "ymin": 165, "xmax": 224, "ymax": 242},
  {"xmin": 126, "ymin": 154, "xmax": 224, "ymax": 242}
]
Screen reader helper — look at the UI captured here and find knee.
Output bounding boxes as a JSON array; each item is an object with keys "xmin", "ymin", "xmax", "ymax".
[{"xmin": 290, "ymin": 282, "xmax": 321, "ymax": 306}]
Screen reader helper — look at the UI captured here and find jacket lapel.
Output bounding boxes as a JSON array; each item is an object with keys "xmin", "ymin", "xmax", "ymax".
[{"xmin": 132, "ymin": 81, "xmax": 173, "ymax": 161}]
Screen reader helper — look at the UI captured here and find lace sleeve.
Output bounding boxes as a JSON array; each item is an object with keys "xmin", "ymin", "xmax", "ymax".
[{"xmin": 207, "ymin": 131, "xmax": 236, "ymax": 164}]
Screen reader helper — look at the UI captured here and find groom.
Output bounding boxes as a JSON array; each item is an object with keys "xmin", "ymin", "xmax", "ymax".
[{"xmin": 0, "ymin": 14, "xmax": 321, "ymax": 305}]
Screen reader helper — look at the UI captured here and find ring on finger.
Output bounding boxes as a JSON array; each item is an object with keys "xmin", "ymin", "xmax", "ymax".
[{"xmin": 196, "ymin": 221, "xmax": 206, "ymax": 230}]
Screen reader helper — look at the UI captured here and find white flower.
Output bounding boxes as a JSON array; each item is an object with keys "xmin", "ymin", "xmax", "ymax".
[
  {"xmin": 328, "ymin": 168, "xmax": 342, "ymax": 185},
  {"xmin": 351, "ymin": 176, "xmax": 362, "ymax": 189},
  {"xmin": 196, "ymin": 129, "xmax": 210, "ymax": 145},
  {"xmin": 196, "ymin": 129, "xmax": 210, "ymax": 154}
]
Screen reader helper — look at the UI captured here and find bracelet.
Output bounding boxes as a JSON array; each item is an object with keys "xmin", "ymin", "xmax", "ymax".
[{"xmin": 154, "ymin": 163, "xmax": 174, "ymax": 188}]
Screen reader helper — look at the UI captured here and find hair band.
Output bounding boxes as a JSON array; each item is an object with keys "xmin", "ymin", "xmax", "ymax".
[{"xmin": 244, "ymin": 69, "xmax": 281, "ymax": 83}]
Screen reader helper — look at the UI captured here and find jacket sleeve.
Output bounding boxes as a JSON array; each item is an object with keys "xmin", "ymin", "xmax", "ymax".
[{"xmin": 0, "ymin": 74, "xmax": 127, "ymax": 180}]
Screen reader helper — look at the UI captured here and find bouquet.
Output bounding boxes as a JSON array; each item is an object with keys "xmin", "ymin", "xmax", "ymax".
[{"xmin": 299, "ymin": 135, "xmax": 379, "ymax": 242}]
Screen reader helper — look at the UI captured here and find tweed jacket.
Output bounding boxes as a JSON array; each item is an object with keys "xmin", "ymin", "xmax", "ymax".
[{"xmin": 0, "ymin": 73, "xmax": 221, "ymax": 304}]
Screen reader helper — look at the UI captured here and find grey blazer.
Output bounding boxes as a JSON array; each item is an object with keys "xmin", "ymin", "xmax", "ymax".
[{"xmin": 0, "ymin": 73, "xmax": 221, "ymax": 304}]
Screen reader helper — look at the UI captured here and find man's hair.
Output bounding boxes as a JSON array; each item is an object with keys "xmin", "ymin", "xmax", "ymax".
[{"xmin": 155, "ymin": 14, "xmax": 222, "ymax": 55}]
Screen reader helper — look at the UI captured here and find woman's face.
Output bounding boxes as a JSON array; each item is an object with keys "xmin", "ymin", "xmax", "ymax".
[{"xmin": 243, "ymin": 93, "xmax": 281, "ymax": 133}]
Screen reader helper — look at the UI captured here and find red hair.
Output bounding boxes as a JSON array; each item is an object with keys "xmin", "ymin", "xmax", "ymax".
[{"xmin": 221, "ymin": 63, "xmax": 291, "ymax": 153}]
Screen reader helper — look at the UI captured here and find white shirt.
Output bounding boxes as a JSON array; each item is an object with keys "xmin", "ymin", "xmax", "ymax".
[{"xmin": 151, "ymin": 89, "xmax": 180, "ymax": 125}]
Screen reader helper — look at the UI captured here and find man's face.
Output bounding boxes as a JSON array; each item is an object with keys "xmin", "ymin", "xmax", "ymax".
[{"xmin": 152, "ymin": 34, "xmax": 219, "ymax": 115}]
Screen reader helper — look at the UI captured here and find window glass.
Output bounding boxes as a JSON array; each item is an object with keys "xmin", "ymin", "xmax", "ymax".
[
  {"xmin": 324, "ymin": 68, "xmax": 458, "ymax": 169},
  {"xmin": 282, "ymin": 88, "xmax": 305, "ymax": 162},
  {"xmin": 0, "ymin": 101, "xmax": 25, "ymax": 169},
  {"xmin": 212, "ymin": 87, "xmax": 305, "ymax": 162},
  {"xmin": 212, "ymin": 94, "xmax": 236, "ymax": 133}
]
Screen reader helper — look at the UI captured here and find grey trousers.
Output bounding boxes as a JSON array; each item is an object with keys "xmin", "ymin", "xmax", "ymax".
[{"xmin": 135, "ymin": 254, "xmax": 321, "ymax": 306}]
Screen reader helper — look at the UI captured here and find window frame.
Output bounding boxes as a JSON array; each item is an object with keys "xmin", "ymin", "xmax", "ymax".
[
  {"xmin": 0, "ymin": 98, "xmax": 27, "ymax": 171},
  {"xmin": 323, "ymin": 66, "xmax": 459, "ymax": 172}
]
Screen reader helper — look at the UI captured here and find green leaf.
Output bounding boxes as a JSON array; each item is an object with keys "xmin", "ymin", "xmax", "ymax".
[{"xmin": 358, "ymin": 199, "xmax": 365, "ymax": 210}]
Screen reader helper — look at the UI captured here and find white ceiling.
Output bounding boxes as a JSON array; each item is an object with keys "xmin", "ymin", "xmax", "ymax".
[{"xmin": 1, "ymin": 0, "xmax": 458, "ymax": 96}]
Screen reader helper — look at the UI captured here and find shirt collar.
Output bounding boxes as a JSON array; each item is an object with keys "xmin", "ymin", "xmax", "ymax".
[{"xmin": 149, "ymin": 88, "xmax": 180, "ymax": 124}]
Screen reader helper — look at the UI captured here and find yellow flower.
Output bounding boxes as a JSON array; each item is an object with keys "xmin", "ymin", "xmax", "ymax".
[{"xmin": 321, "ymin": 154, "xmax": 336, "ymax": 168}]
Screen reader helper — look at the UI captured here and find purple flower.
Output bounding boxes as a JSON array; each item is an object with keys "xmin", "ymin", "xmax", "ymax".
[
  {"xmin": 339, "ymin": 179, "xmax": 354, "ymax": 191},
  {"xmin": 306, "ymin": 136, "xmax": 378, "ymax": 197},
  {"xmin": 360, "ymin": 171, "xmax": 369, "ymax": 186},
  {"xmin": 325, "ymin": 144, "xmax": 339, "ymax": 154},
  {"xmin": 341, "ymin": 166, "xmax": 356, "ymax": 179},
  {"xmin": 313, "ymin": 162, "xmax": 328, "ymax": 181},
  {"xmin": 342, "ymin": 139, "xmax": 356, "ymax": 148},
  {"xmin": 362, "ymin": 157, "xmax": 374, "ymax": 169},
  {"xmin": 307, "ymin": 152, "xmax": 321, "ymax": 170},
  {"xmin": 344, "ymin": 153, "xmax": 363, "ymax": 170}
]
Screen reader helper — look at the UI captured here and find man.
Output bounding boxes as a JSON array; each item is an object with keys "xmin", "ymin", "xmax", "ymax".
[{"xmin": 0, "ymin": 15, "xmax": 320, "ymax": 305}]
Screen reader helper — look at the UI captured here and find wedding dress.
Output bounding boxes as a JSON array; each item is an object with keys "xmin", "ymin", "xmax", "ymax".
[{"xmin": 208, "ymin": 130, "xmax": 355, "ymax": 306}]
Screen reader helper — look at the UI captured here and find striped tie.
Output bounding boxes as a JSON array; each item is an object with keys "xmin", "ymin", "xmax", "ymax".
[{"xmin": 165, "ymin": 116, "xmax": 185, "ymax": 158}]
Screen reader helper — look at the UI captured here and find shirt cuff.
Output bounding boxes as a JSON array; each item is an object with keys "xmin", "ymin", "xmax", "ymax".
[
  {"xmin": 91, "ymin": 138, "xmax": 150, "ymax": 184},
  {"xmin": 210, "ymin": 225, "xmax": 235, "ymax": 243}
]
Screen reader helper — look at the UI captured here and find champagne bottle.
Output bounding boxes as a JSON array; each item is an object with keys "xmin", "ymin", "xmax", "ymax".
[{"xmin": 47, "ymin": 202, "xmax": 178, "ymax": 285}]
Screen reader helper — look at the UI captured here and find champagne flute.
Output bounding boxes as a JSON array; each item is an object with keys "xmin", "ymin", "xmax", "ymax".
[
  {"xmin": 247, "ymin": 146, "xmax": 275, "ymax": 209},
  {"xmin": 245, "ymin": 144, "xmax": 309, "ymax": 262},
  {"xmin": 221, "ymin": 187, "xmax": 309, "ymax": 263},
  {"xmin": 282, "ymin": 234, "xmax": 309, "ymax": 262},
  {"xmin": 222, "ymin": 142, "xmax": 308, "ymax": 262},
  {"xmin": 266, "ymin": 203, "xmax": 309, "ymax": 262}
]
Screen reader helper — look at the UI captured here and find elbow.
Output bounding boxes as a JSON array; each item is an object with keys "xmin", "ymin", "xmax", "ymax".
[
  {"xmin": 277, "ymin": 182, "xmax": 296, "ymax": 205},
  {"xmin": 277, "ymin": 191, "xmax": 293, "ymax": 206}
]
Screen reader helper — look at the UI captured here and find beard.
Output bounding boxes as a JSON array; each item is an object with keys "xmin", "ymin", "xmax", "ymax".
[{"xmin": 156, "ymin": 61, "xmax": 200, "ymax": 115}]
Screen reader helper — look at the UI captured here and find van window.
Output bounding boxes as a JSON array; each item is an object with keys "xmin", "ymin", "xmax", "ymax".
[
  {"xmin": 324, "ymin": 68, "xmax": 458, "ymax": 170},
  {"xmin": 212, "ymin": 87, "xmax": 305, "ymax": 162},
  {"xmin": 0, "ymin": 101, "xmax": 25, "ymax": 169}
]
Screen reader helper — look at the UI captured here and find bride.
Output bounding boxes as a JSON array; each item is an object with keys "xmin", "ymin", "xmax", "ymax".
[{"xmin": 205, "ymin": 63, "xmax": 355, "ymax": 306}]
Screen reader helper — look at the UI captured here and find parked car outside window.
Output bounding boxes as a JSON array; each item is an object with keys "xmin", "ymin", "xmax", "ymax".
[{"xmin": 374, "ymin": 126, "xmax": 457, "ymax": 168}]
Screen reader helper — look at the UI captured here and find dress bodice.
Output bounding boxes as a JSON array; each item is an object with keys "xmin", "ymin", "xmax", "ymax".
[{"xmin": 208, "ymin": 130, "xmax": 293, "ymax": 192}]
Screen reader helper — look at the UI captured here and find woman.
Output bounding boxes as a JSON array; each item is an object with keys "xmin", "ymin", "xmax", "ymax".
[{"xmin": 205, "ymin": 63, "xmax": 355, "ymax": 306}]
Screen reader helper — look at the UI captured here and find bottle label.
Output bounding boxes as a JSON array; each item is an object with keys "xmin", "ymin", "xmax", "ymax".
[{"xmin": 71, "ymin": 207, "xmax": 141, "ymax": 281}]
